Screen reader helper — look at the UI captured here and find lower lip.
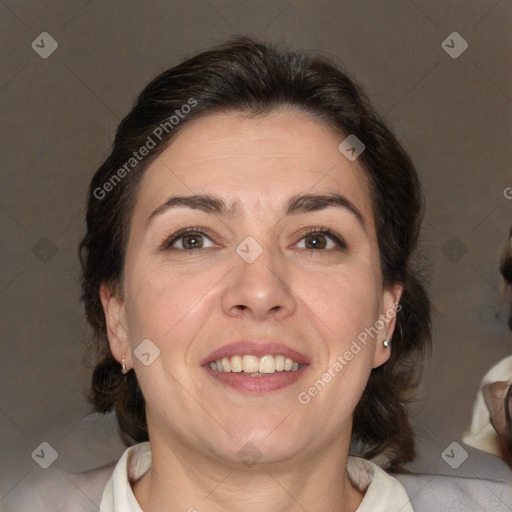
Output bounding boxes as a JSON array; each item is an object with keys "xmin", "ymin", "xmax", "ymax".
[{"xmin": 203, "ymin": 366, "xmax": 309, "ymax": 393}]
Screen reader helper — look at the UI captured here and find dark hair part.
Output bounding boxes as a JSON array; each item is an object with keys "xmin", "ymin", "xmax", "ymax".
[
  {"xmin": 79, "ymin": 36, "xmax": 432, "ymax": 470},
  {"xmin": 500, "ymin": 227, "xmax": 512, "ymax": 332}
]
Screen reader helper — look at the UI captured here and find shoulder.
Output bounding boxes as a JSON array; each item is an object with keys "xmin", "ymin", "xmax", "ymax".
[
  {"xmin": 0, "ymin": 464, "xmax": 115, "ymax": 512},
  {"xmin": 395, "ymin": 470, "xmax": 512, "ymax": 512}
]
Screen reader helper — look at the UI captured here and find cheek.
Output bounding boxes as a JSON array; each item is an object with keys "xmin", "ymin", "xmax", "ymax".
[
  {"xmin": 124, "ymin": 261, "xmax": 223, "ymax": 346},
  {"xmin": 297, "ymin": 263, "xmax": 380, "ymax": 399},
  {"xmin": 300, "ymin": 263, "xmax": 381, "ymax": 343}
]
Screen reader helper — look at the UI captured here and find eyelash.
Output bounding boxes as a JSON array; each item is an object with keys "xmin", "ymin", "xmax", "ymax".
[{"xmin": 159, "ymin": 226, "xmax": 347, "ymax": 254}]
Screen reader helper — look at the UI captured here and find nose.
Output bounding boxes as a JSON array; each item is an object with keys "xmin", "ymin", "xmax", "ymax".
[{"xmin": 221, "ymin": 243, "xmax": 297, "ymax": 321}]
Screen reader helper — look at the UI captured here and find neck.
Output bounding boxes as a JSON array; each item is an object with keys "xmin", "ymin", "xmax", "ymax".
[{"xmin": 132, "ymin": 433, "xmax": 364, "ymax": 512}]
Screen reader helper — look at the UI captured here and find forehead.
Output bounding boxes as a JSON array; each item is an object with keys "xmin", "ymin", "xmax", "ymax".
[{"xmin": 133, "ymin": 109, "xmax": 374, "ymax": 225}]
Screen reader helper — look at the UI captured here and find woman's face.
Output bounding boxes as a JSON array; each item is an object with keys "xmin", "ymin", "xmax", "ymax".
[{"xmin": 103, "ymin": 109, "xmax": 401, "ymax": 465}]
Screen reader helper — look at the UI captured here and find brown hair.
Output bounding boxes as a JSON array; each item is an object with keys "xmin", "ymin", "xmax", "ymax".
[
  {"xmin": 500, "ymin": 227, "xmax": 512, "ymax": 284},
  {"xmin": 500, "ymin": 227, "xmax": 512, "ymax": 332},
  {"xmin": 79, "ymin": 36, "xmax": 432, "ymax": 470}
]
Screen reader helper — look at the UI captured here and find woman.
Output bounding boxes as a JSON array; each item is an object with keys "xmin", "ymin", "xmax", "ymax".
[
  {"xmin": 463, "ymin": 227, "xmax": 512, "ymax": 465},
  {"xmin": 79, "ymin": 36, "xmax": 431, "ymax": 511}
]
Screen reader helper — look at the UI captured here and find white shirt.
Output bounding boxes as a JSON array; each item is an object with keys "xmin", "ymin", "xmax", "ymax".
[
  {"xmin": 100, "ymin": 442, "xmax": 414, "ymax": 512},
  {"xmin": 462, "ymin": 354, "xmax": 512, "ymax": 457}
]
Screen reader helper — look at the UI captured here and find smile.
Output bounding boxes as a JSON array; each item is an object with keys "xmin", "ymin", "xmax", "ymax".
[
  {"xmin": 204, "ymin": 357, "xmax": 308, "ymax": 393},
  {"xmin": 208, "ymin": 354, "xmax": 303, "ymax": 374},
  {"xmin": 202, "ymin": 340, "xmax": 310, "ymax": 393}
]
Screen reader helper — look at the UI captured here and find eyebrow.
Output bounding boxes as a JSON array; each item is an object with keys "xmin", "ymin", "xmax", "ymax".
[{"xmin": 146, "ymin": 193, "xmax": 367, "ymax": 232}]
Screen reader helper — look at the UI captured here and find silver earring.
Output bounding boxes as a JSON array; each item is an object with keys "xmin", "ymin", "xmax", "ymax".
[
  {"xmin": 121, "ymin": 355, "xmax": 127, "ymax": 374},
  {"xmin": 383, "ymin": 339, "xmax": 390, "ymax": 348}
]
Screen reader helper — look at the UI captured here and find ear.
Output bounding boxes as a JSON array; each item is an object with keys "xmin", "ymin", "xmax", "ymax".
[
  {"xmin": 372, "ymin": 283, "xmax": 403, "ymax": 369},
  {"xmin": 99, "ymin": 281, "xmax": 132, "ymax": 370}
]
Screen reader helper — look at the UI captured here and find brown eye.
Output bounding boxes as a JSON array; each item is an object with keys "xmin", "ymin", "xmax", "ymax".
[
  {"xmin": 296, "ymin": 229, "xmax": 346, "ymax": 251},
  {"xmin": 180, "ymin": 233, "xmax": 204, "ymax": 249},
  {"xmin": 161, "ymin": 228, "xmax": 216, "ymax": 252},
  {"xmin": 304, "ymin": 233, "xmax": 329, "ymax": 250}
]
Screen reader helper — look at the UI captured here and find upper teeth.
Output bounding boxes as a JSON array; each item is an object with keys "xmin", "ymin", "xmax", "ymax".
[{"xmin": 208, "ymin": 355, "xmax": 301, "ymax": 373}]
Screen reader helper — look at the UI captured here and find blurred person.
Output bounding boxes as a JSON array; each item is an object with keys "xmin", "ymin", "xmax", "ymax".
[{"xmin": 463, "ymin": 227, "xmax": 512, "ymax": 465}]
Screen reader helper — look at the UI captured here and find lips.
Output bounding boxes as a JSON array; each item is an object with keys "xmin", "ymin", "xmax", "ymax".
[
  {"xmin": 200, "ymin": 340, "xmax": 311, "ymax": 367},
  {"xmin": 201, "ymin": 340, "xmax": 310, "ymax": 393}
]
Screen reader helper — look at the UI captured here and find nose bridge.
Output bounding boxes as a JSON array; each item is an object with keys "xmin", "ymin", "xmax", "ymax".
[{"xmin": 223, "ymin": 231, "xmax": 297, "ymax": 320}]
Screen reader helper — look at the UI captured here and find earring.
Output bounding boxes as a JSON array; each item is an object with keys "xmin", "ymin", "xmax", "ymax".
[
  {"xmin": 383, "ymin": 339, "xmax": 390, "ymax": 348},
  {"xmin": 121, "ymin": 354, "xmax": 127, "ymax": 374}
]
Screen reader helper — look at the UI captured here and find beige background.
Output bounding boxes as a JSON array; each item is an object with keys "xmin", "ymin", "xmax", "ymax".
[{"xmin": 0, "ymin": 0, "xmax": 511, "ymax": 508}]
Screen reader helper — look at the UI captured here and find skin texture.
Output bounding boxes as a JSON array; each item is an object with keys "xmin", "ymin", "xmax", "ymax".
[{"xmin": 100, "ymin": 109, "xmax": 402, "ymax": 512}]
